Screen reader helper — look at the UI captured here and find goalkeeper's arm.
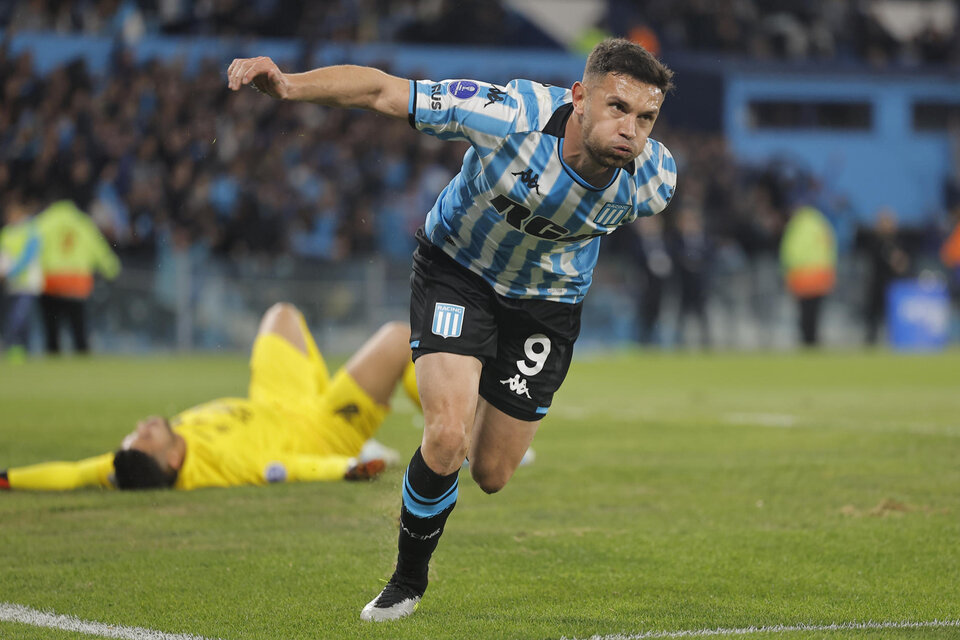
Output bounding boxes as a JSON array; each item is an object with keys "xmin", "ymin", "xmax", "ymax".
[
  {"xmin": 268, "ymin": 454, "xmax": 385, "ymax": 484},
  {"xmin": 1, "ymin": 453, "xmax": 116, "ymax": 491}
]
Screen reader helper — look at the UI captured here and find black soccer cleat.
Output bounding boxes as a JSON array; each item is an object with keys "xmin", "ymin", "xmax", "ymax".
[{"xmin": 360, "ymin": 576, "xmax": 423, "ymax": 621}]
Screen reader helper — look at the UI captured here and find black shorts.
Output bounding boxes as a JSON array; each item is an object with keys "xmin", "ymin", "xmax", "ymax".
[{"xmin": 409, "ymin": 229, "xmax": 582, "ymax": 422}]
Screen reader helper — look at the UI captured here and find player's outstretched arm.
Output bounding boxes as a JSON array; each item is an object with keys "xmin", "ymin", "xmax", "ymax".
[
  {"xmin": 227, "ymin": 57, "xmax": 409, "ymax": 119},
  {"xmin": 2, "ymin": 453, "xmax": 116, "ymax": 491}
]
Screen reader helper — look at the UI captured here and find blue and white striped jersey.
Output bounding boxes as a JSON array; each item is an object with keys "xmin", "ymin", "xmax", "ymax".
[{"xmin": 408, "ymin": 77, "xmax": 677, "ymax": 304}]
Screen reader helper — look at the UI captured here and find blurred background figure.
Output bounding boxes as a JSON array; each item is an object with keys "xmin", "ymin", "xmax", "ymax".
[
  {"xmin": 863, "ymin": 208, "xmax": 910, "ymax": 345},
  {"xmin": 631, "ymin": 215, "xmax": 672, "ymax": 346},
  {"xmin": 0, "ymin": 190, "xmax": 43, "ymax": 363},
  {"xmin": 780, "ymin": 205, "xmax": 837, "ymax": 347},
  {"xmin": 670, "ymin": 204, "xmax": 711, "ymax": 349},
  {"xmin": 943, "ymin": 204, "xmax": 960, "ymax": 337},
  {"xmin": 36, "ymin": 199, "xmax": 120, "ymax": 354}
]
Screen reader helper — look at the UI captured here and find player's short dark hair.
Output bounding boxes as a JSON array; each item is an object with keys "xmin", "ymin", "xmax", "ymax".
[
  {"xmin": 584, "ymin": 38, "xmax": 675, "ymax": 94},
  {"xmin": 113, "ymin": 449, "xmax": 177, "ymax": 490}
]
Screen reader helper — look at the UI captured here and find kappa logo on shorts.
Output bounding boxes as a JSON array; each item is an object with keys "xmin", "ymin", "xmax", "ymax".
[
  {"xmin": 335, "ymin": 403, "xmax": 360, "ymax": 422},
  {"xmin": 500, "ymin": 374, "xmax": 532, "ymax": 399},
  {"xmin": 432, "ymin": 302, "xmax": 464, "ymax": 339}
]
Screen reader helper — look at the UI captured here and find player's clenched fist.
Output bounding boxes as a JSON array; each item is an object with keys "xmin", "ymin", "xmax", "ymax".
[{"xmin": 227, "ymin": 56, "xmax": 289, "ymax": 99}]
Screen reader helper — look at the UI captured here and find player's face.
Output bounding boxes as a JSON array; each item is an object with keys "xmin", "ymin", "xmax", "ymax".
[
  {"xmin": 576, "ymin": 72, "xmax": 664, "ymax": 169},
  {"xmin": 122, "ymin": 416, "xmax": 176, "ymax": 463}
]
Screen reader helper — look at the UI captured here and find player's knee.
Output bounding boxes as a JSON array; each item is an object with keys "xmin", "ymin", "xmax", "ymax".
[
  {"xmin": 264, "ymin": 302, "xmax": 300, "ymax": 324},
  {"xmin": 470, "ymin": 465, "xmax": 509, "ymax": 494},
  {"xmin": 257, "ymin": 303, "xmax": 312, "ymax": 355},
  {"xmin": 423, "ymin": 418, "xmax": 469, "ymax": 460},
  {"xmin": 424, "ymin": 425, "xmax": 468, "ymax": 459},
  {"xmin": 378, "ymin": 321, "xmax": 410, "ymax": 342}
]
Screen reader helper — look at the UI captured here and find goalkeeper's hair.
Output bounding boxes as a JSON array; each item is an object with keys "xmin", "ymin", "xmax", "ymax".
[
  {"xmin": 584, "ymin": 38, "xmax": 675, "ymax": 94},
  {"xmin": 113, "ymin": 449, "xmax": 178, "ymax": 490}
]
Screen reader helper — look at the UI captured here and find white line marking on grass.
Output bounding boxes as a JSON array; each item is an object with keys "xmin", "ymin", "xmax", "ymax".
[
  {"xmin": 560, "ymin": 619, "xmax": 960, "ymax": 639},
  {"xmin": 723, "ymin": 413, "xmax": 799, "ymax": 428},
  {"xmin": 0, "ymin": 602, "xmax": 224, "ymax": 640}
]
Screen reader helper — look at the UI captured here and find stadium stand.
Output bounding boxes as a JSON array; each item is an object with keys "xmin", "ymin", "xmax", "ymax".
[{"xmin": 1, "ymin": 0, "xmax": 958, "ymax": 351}]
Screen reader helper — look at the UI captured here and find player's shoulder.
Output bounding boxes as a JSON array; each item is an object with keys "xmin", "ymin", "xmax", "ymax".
[
  {"xmin": 502, "ymin": 79, "xmax": 571, "ymax": 132},
  {"xmin": 634, "ymin": 137, "xmax": 677, "ymax": 181},
  {"xmin": 630, "ymin": 138, "xmax": 677, "ymax": 214}
]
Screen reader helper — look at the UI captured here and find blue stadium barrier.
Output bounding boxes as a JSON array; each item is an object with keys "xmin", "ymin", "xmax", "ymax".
[{"xmin": 886, "ymin": 278, "xmax": 950, "ymax": 351}]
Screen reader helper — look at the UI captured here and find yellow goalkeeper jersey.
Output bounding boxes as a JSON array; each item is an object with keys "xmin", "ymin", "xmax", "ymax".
[{"xmin": 8, "ymin": 327, "xmax": 387, "ymax": 491}]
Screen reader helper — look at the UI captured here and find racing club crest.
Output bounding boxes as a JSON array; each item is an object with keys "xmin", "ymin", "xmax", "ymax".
[
  {"xmin": 432, "ymin": 302, "xmax": 464, "ymax": 339},
  {"xmin": 593, "ymin": 202, "xmax": 632, "ymax": 226}
]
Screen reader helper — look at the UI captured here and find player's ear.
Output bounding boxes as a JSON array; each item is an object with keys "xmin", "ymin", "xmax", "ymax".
[{"xmin": 571, "ymin": 81, "xmax": 587, "ymax": 115}]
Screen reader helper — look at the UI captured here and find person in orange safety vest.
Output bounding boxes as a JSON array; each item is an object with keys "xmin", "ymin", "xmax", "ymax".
[{"xmin": 35, "ymin": 200, "xmax": 120, "ymax": 354}]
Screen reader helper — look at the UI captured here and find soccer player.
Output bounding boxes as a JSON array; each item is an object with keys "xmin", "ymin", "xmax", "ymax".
[
  {"xmin": 0, "ymin": 190, "xmax": 43, "ymax": 363},
  {"xmin": 0, "ymin": 303, "xmax": 420, "ymax": 491},
  {"xmin": 226, "ymin": 38, "xmax": 677, "ymax": 620}
]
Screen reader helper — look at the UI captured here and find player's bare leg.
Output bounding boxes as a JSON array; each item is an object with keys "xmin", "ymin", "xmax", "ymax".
[
  {"xmin": 257, "ymin": 303, "xmax": 311, "ymax": 354},
  {"xmin": 345, "ymin": 321, "xmax": 413, "ymax": 406},
  {"xmin": 361, "ymin": 352, "xmax": 481, "ymax": 621},
  {"xmin": 467, "ymin": 400, "xmax": 539, "ymax": 494},
  {"xmin": 346, "ymin": 321, "xmax": 417, "ymax": 467}
]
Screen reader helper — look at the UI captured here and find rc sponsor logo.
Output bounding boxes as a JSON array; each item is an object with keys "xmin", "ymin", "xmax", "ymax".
[
  {"xmin": 500, "ymin": 374, "xmax": 532, "ymax": 399},
  {"xmin": 430, "ymin": 83, "xmax": 443, "ymax": 110},
  {"xmin": 450, "ymin": 81, "xmax": 479, "ymax": 99},
  {"xmin": 431, "ymin": 302, "xmax": 464, "ymax": 338}
]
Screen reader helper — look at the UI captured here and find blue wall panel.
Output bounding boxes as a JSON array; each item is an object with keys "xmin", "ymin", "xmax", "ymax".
[{"xmin": 724, "ymin": 72, "xmax": 960, "ymax": 224}]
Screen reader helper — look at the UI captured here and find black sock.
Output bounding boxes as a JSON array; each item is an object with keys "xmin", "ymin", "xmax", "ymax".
[{"xmin": 395, "ymin": 447, "xmax": 458, "ymax": 593}]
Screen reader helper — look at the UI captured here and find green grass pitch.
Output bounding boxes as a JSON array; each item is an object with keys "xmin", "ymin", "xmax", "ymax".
[{"xmin": 1, "ymin": 349, "xmax": 958, "ymax": 639}]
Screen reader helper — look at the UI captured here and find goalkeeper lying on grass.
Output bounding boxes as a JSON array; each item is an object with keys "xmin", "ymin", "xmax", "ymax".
[{"xmin": 1, "ymin": 303, "xmax": 420, "ymax": 491}]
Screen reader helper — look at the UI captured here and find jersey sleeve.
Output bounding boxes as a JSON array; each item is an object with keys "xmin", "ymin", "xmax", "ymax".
[
  {"xmin": 635, "ymin": 140, "xmax": 678, "ymax": 217},
  {"xmin": 409, "ymin": 78, "xmax": 524, "ymax": 155},
  {"xmin": 6, "ymin": 453, "xmax": 116, "ymax": 490},
  {"xmin": 262, "ymin": 454, "xmax": 354, "ymax": 484}
]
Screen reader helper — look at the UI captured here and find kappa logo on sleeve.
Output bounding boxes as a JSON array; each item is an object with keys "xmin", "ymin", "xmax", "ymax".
[
  {"xmin": 484, "ymin": 86, "xmax": 506, "ymax": 108},
  {"xmin": 450, "ymin": 81, "xmax": 479, "ymax": 99},
  {"xmin": 431, "ymin": 302, "xmax": 464, "ymax": 339}
]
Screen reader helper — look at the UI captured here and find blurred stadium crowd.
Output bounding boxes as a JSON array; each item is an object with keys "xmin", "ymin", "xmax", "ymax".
[
  {"xmin": 0, "ymin": 40, "xmax": 869, "ymax": 270},
  {"xmin": 4, "ymin": 0, "xmax": 959, "ymax": 66},
  {"xmin": 1, "ymin": 0, "xmax": 959, "ymax": 351}
]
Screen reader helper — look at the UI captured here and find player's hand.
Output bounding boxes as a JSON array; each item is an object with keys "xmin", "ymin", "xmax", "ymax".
[
  {"xmin": 344, "ymin": 459, "xmax": 385, "ymax": 481},
  {"xmin": 227, "ymin": 56, "xmax": 290, "ymax": 99},
  {"xmin": 1, "ymin": 470, "xmax": 10, "ymax": 490}
]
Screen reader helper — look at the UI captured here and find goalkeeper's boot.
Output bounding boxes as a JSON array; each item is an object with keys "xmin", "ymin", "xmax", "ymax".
[
  {"xmin": 360, "ymin": 573, "xmax": 424, "ymax": 621},
  {"xmin": 359, "ymin": 439, "xmax": 401, "ymax": 466},
  {"xmin": 344, "ymin": 459, "xmax": 386, "ymax": 481}
]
